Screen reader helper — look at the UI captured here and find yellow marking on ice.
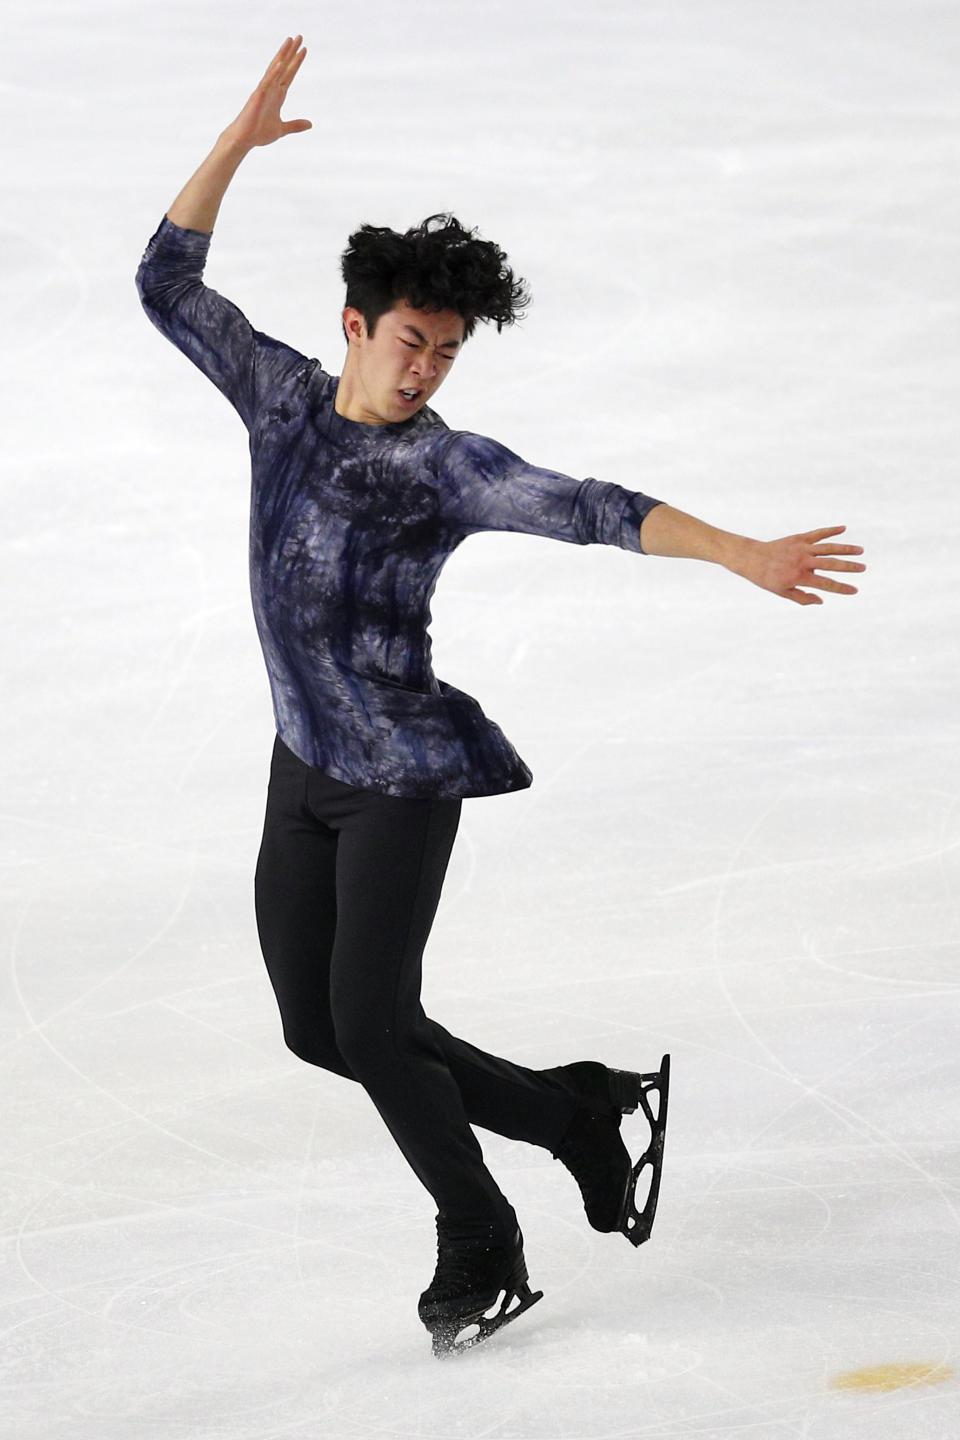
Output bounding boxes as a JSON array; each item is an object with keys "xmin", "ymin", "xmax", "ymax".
[{"xmin": 830, "ymin": 1361, "xmax": 954, "ymax": 1394}]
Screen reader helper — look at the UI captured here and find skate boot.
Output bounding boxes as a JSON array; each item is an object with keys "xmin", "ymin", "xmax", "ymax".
[
  {"xmin": 418, "ymin": 1218, "xmax": 543, "ymax": 1357},
  {"xmin": 549, "ymin": 1055, "xmax": 670, "ymax": 1246}
]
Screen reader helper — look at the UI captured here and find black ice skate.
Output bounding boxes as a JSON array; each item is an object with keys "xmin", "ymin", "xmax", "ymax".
[
  {"xmin": 551, "ymin": 1054, "xmax": 670, "ymax": 1246},
  {"xmin": 418, "ymin": 1220, "xmax": 543, "ymax": 1357}
]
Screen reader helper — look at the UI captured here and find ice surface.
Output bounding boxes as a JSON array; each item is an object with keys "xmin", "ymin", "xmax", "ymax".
[{"xmin": 3, "ymin": 1, "xmax": 959, "ymax": 1436}]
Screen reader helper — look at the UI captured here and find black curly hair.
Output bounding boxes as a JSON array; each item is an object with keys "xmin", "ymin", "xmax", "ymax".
[{"xmin": 340, "ymin": 213, "xmax": 530, "ymax": 341}]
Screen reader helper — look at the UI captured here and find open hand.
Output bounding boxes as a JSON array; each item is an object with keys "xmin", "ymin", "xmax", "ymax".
[
  {"xmin": 743, "ymin": 526, "xmax": 865, "ymax": 605},
  {"xmin": 224, "ymin": 36, "xmax": 312, "ymax": 149}
]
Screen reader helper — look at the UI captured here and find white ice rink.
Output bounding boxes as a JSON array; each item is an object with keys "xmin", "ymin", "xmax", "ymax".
[{"xmin": 4, "ymin": 1, "xmax": 959, "ymax": 1435}]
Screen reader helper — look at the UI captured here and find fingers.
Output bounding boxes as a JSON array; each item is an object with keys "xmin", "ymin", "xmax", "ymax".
[
  {"xmin": 285, "ymin": 39, "xmax": 308, "ymax": 85},
  {"xmin": 261, "ymin": 35, "xmax": 306, "ymax": 92},
  {"xmin": 784, "ymin": 589, "xmax": 823, "ymax": 606},
  {"xmin": 812, "ymin": 577, "xmax": 859, "ymax": 595},
  {"xmin": 793, "ymin": 571, "xmax": 859, "ymax": 597},
  {"xmin": 763, "ymin": 526, "xmax": 865, "ymax": 604},
  {"xmin": 777, "ymin": 528, "xmax": 865, "ymax": 562},
  {"xmin": 810, "ymin": 543, "xmax": 864, "ymax": 558},
  {"xmin": 276, "ymin": 40, "xmax": 309, "ymax": 128},
  {"xmin": 807, "ymin": 556, "xmax": 866, "ymax": 574},
  {"xmin": 780, "ymin": 562, "xmax": 860, "ymax": 602},
  {"xmin": 799, "ymin": 531, "xmax": 866, "ymax": 596},
  {"xmin": 782, "ymin": 554, "xmax": 863, "ymax": 601},
  {"xmin": 261, "ymin": 36, "xmax": 296, "ymax": 83},
  {"xmin": 804, "ymin": 546, "xmax": 865, "ymax": 594},
  {"xmin": 250, "ymin": 36, "xmax": 310, "ymax": 140}
]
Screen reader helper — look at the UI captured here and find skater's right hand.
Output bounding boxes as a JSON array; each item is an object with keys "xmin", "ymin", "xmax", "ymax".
[
  {"xmin": 221, "ymin": 36, "xmax": 313, "ymax": 151},
  {"xmin": 164, "ymin": 38, "xmax": 312, "ymax": 233}
]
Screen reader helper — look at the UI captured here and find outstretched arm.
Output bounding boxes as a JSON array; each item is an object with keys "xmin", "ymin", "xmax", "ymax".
[
  {"xmin": 639, "ymin": 504, "xmax": 865, "ymax": 605},
  {"xmin": 166, "ymin": 36, "xmax": 311, "ymax": 234}
]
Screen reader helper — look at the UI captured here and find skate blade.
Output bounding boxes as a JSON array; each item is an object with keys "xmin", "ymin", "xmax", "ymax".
[
  {"xmin": 620, "ymin": 1054, "xmax": 670, "ymax": 1247},
  {"xmin": 429, "ymin": 1283, "xmax": 544, "ymax": 1358}
]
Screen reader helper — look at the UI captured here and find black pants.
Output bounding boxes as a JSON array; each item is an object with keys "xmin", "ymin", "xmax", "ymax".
[{"xmin": 254, "ymin": 735, "xmax": 577, "ymax": 1230}]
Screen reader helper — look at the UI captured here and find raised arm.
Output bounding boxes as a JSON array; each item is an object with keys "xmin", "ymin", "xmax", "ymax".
[
  {"xmin": 639, "ymin": 505, "xmax": 865, "ymax": 605},
  {"xmin": 137, "ymin": 38, "xmax": 313, "ymax": 428},
  {"xmin": 167, "ymin": 36, "xmax": 312, "ymax": 234}
]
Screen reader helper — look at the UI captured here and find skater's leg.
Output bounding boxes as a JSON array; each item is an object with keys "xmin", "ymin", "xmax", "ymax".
[
  {"xmin": 428, "ymin": 1025, "xmax": 577, "ymax": 1150},
  {"xmin": 254, "ymin": 737, "xmax": 352, "ymax": 1077},
  {"xmin": 254, "ymin": 739, "xmax": 575, "ymax": 1150},
  {"xmin": 323, "ymin": 775, "xmax": 515, "ymax": 1227}
]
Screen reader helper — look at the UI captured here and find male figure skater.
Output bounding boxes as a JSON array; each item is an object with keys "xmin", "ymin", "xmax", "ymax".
[{"xmin": 136, "ymin": 38, "xmax": 864, "ymax": 1356}]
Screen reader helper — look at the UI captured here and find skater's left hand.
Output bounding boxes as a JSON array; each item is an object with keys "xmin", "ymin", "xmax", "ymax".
[
  {"xmin": 638, "ymin": 505, "xmax": 865, "ymax": 605},
  {"xmin": 735, "ymin": 526, "xmax": 865, "ymax": 606}
]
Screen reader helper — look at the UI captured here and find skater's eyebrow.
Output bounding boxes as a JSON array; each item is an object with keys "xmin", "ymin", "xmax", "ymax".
[{"xmin": 402, "ymin": 324, "xmax": 461, "ymax": 352}]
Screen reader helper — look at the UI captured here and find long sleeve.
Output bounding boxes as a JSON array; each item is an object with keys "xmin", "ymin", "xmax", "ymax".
[
  {"xmin": 436, "ymin": 432, "xmax": 662, "ymax": 554},
  {"xmin": 136, "ymin": 217, "xmax": 308, "ymax": 430}
]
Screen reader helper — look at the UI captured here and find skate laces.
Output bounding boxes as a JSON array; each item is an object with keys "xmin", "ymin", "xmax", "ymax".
[
  {"xmin": 553, "ymin": 1110, "xmax": 631, "ymax": 1230},
  {"xmin": 556, "ymin": 1135, "xmax": 606, "ymax": 1204},
  {"xmin": 556, "ymin": 1132, "xmax": 596, "ymax": 1180},
  {"xmin": 555, "ymin": 1112, "xmax": 619, "ymax": 1180},
  {"xmin": 423, "ymin": 1220, "xmax": 517, "ymax": 1303},
  {"xmin": 428, "ymin": 1240, "xmax": 489, "ymax": 1296}
]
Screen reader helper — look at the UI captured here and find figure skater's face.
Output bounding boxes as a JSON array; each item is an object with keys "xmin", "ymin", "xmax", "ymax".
[{"xmin": 335, "ymin": 300, "xmax": 465, "ymax": 426}]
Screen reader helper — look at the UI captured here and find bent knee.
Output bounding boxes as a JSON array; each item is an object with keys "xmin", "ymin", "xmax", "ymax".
[
  {"xmin": 333, "ymin": 1010, "xmax": 403, "ymax": 1078},
  {"xmin": 282, "ymin": 1025, "xmax": 351, "ymax": 1078}
]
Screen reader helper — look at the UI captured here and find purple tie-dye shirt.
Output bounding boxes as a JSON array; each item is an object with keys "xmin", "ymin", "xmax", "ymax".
[{"xmin": 136, "ymin": 218, "xmax": 662, "ymax": 798}]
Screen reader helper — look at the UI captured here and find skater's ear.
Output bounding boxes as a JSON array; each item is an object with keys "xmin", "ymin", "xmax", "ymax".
[{"xmin": 342, "ymin": 306, "xmax": 368, "ymax": 347}]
